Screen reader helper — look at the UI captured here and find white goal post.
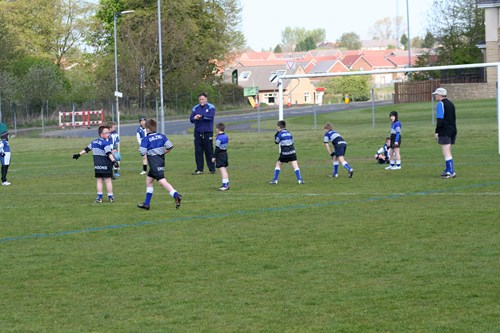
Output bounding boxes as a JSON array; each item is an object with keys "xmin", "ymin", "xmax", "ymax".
[{"xmin": 277, "ymin": 62, "xmax": 500, "ymax": 154}]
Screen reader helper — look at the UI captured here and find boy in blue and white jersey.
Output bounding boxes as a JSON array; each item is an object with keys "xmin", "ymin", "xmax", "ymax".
[
  {"xmin": 269, "ymin": 120, "xmax": 304, "ymax": 185},
  {"xmin": 136, "ymin": 117, "xmax": 148, "ymax": 175},
  {"xmin": 385, "ymin": 111, "xmax": 402, "ymax": 170},
  {"xmin": 0, "ymin": 131, "xmax": 12, "ymax": 186},
  {"xmin": 107, "ymin": 122, "xmax": 121, "ymax": 177},
  {"xmin": 375, "ymin": 137, "xmax": 391, "ymax": 164},
  {"xmin": 73, "ymin": 125, "xmax": 119, "ymax": 203},
  {"xmin": 137, "ymin": 119, "xmax": 182, "ymax": 210},
  {"xmin": 211, "ymin": 122, "xmax": 229, "ymax": 191},
  {"xmin": 323, "ymin": 123, "xmax": 354, "ymax": 178}
]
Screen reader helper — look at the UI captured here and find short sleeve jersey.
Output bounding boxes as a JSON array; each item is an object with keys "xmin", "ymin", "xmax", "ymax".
[
  {"xmin": 139, "ymin": 132, "xmax": 173, "ymax": 173},
  {"xmin": 87, "ymin": 138, "xmax": 113, "ymax": 172},
  {"xmin": 275, "ymin": 129, "xmax": 296, "ymax": 156}
]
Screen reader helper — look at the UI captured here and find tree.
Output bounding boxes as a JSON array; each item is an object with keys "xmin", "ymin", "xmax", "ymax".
[
  {"xmin": 93, "ymin": 0, "xmax": 245, "ymax": 107},
  {"xmin": 422, "ymin": 31, "xmax": 436, "ymax": 48},
  {"xmin": 295, "ymin": 36, "xmax": 316, "ymax": 52},
  {"xmin": 336, "ymin": 32, "xmax": 362, "ymax": 50},
  {"xmin": 23, "ymin": 62, "xmax": 66, "ymax": 117},
  {"xmin": 325, "ymin": 76, "xmax": 371, "ymax": 102},
  {"xmin": 273, "ymin": 44, "xmax": 283, "ymax": 53},
  {"xmin": 369, "ymin": 17, "xmax": 394, "ymax": 40},
  {"xmin": 280, "ymin": 27, "xmax": 325, "ymax": 52},
  {"xmin": 400, "ymin": 34, "xmax": 408, "ymax": 50},
  {"xmin": 427, "ymin": 0, "xmax": 484, "ymax": 64},
  {"xmin": 6, "ymin": 0, "xmax": 94, "ymax": 67},
  {"xmin": 0, "ymin": 13, "xmax": 21, "ymax": 70}
]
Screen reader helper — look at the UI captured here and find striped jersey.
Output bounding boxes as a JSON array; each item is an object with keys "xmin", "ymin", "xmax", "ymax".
[
  {"xmin": 109, "ymin": 130, "xmax": 120, "ymax": 150},
  {"xmin": 391, "ymin": 120, "xmax": 402, "ymax": 142},
  {"xmin": 214, "ymin": 132, "xmax": 229, "ymax": 156},
  {"xmin": 87, "ymin": 138, "xmax": 113, "ymax": 172},
  {"xmin": 136, "ymin": 126, "xmax": 147, "ymax": 145},
  {"xmin": 275, "ymin": 129, "xmax": 296, "ymax": 155},
  {"xmin": 324, "ymin": 130, "xmax": 346, "ymax": 146},
  {"xmin": 139, "ymin": 132, "xmax": 173, "ymax": 172}
]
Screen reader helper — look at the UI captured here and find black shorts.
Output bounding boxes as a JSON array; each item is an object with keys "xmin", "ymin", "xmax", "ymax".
[
  {"xmin": 148, "ymin": 166, "xmax": 166, "ymax": 181},
  {"xmin": 278, "ymin": 153, "xmax": 297, "ymax": 163},
  {"xmin": 438, "ymin": 134, "xmax": 456, "ymax": 145},
  {"xmin": 215, "ymin": 152, "xmax": 228, "ymax": 168},
  {"xmin": 390, "ymin": 134, "xmax": 402, "ymax": 148},
  {"xmin": 95, "ymin": 172, "xmax": 113, "ymax": 178},
  {"xmin": 332, "ymin": 143, "xmax": 347, "ymax": 157}
]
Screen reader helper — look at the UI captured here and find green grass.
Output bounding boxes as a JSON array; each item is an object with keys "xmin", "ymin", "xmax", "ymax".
[{"xmin": 1, "ymin": 100, "xmax": 499, "ymax": 332}]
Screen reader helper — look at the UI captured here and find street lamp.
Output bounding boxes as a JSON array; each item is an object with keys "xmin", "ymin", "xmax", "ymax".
[{"xmin": 113, "ymin": 9, "xmax": 134, "ymax": 150}]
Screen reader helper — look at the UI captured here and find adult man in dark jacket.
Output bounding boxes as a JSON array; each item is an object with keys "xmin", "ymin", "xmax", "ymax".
[{"xmin": 189, "ymin": 92, "xmax": 215, "ymax": 175}]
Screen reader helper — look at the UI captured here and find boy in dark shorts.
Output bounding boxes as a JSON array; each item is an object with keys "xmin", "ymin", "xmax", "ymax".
[
  {"xmin": 211, "ymin": 123, "xmax": 230, "ymax": 191},
  {"xmin": 385, "ymin": 111, "xmax": 402, "ymax": 170},
  {"xmin": 73, "ymin": 125, "xmax": 119, "ymax": 203},
  {"xmin": 137, "ymin": 119, "xmax": 182, "ymax": 210},
  {"xmin": 269, "ymin": 120, "xmax": 304, "ymax": 185},
  {"xmin": 323, "ymin": 122, "xmax": 354, "ymax": 178}
]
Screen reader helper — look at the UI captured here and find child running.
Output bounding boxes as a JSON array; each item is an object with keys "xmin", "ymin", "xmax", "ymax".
[{"xmin": 137, "ymin": 119, "xmax": 182, "ymax": 210}]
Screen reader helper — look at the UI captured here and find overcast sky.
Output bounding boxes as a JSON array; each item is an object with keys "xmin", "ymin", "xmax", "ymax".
[{"xmin": 239, "ymin": 0, "xmax": 435, "ymax": 50}]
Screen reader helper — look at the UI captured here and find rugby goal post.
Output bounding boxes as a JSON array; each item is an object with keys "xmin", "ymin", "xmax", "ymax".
[{"xmin": 276, "ymin": 62, "xmax": 500, "ymax": 154}]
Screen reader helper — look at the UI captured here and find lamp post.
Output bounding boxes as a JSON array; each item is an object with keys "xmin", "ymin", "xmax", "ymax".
[
  {"xmin": 406, "ymin": 0, "xmax": 411, "ymax": 67},
  {"xmin": 157, "ymin": 0, "xmax": 165, "ymax": 134},
  {"xmin": 113, "ymin": 10, "xmax": 134, "ymax": 150}
]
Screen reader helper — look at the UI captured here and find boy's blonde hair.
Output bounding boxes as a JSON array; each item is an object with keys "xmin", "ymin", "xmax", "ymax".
[{"xmin": 323, "ymin": 122, "xmax": 333, "ymax": 130}]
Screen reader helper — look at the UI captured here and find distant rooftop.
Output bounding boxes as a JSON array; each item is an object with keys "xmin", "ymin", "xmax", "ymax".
[{"xmin": 477, "ymin": 0, "xmax": 500, "ymax": 7}]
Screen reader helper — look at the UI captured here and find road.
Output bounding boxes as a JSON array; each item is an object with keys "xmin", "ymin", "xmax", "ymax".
[{"xmin": 43, "ymin": 101, "xmax": 393, "ymax": 138}]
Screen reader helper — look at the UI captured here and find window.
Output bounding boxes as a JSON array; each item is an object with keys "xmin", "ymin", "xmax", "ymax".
[
  {"xmin": 264, "ymin": 93, "xmax": 277, "ymax": 105},
  {"xmin": 239, "ymin": 71, "xmax": 251, "ymax": 81},
  {"xmin": 304, "ymin": 92, "xmax": 310, "ymax": 103}
]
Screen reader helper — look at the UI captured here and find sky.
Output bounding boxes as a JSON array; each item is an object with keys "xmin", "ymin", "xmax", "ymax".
[{"xmin": 239, "ymin": 0, "xmax": 435, "ymax": 51}]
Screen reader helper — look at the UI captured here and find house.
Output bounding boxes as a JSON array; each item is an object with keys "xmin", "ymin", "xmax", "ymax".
[{"xmin": 225, "ymin": 64, "xmax": 317, "ymax": 106}]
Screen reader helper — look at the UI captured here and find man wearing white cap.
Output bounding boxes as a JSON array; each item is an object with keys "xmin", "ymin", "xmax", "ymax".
[{"xmin": 432, "ymin": 87, "xmax": 457, "ymax": 178}]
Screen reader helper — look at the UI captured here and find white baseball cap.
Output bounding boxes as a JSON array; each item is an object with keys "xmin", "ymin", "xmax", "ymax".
[{"xmin": 432, "ymin": 87, "xmax": 447, "ymax": 96}]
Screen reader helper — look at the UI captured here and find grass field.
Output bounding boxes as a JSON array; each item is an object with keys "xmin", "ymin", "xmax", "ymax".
[{"xmin": 1, "ymin": 100, "xmax": 499, "ymax": 332}]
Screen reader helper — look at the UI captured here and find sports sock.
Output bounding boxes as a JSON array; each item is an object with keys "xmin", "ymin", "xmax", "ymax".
[
  {"xmin": 342, "ymin": 161, "xmax": 351, "ymax": 171},
  {"xmin": 446, "ymin": 158, "xmax": 454, "ymax": 174},
  {"xmin": 222, "ymin": 178, "xmax": 229, "ymax": 187},
  {"xmin": 144, "ymin": 187, "xmax": 153, "ymax": 205},
  {"xmin": 294, "ymin": 168, "xmax": 302, "ymax": 180},
  {"xmin": 143, "ymin": 165, "xmax": 147, "ymax": 172},
  {"xmin": 273, "ymin": 168, "xmax": 281, "ymax": 180},
  {"xmin": 97, "ymin": 193, "xmax": 103, "ymax": 200},
  {"xmin": 333, "ymin": 162, "xmax": 339, "ymax": 175},
  {"xmin": 396, "ymin": 160, "xmax": 401, "ymax": 167},
  {"xmin": 390, "ymin": 160, "xmax": 395, "ymax": 166},
  {"xmin": 169, "ymin": 189, "xmax": 178, "ymax": 198}
]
